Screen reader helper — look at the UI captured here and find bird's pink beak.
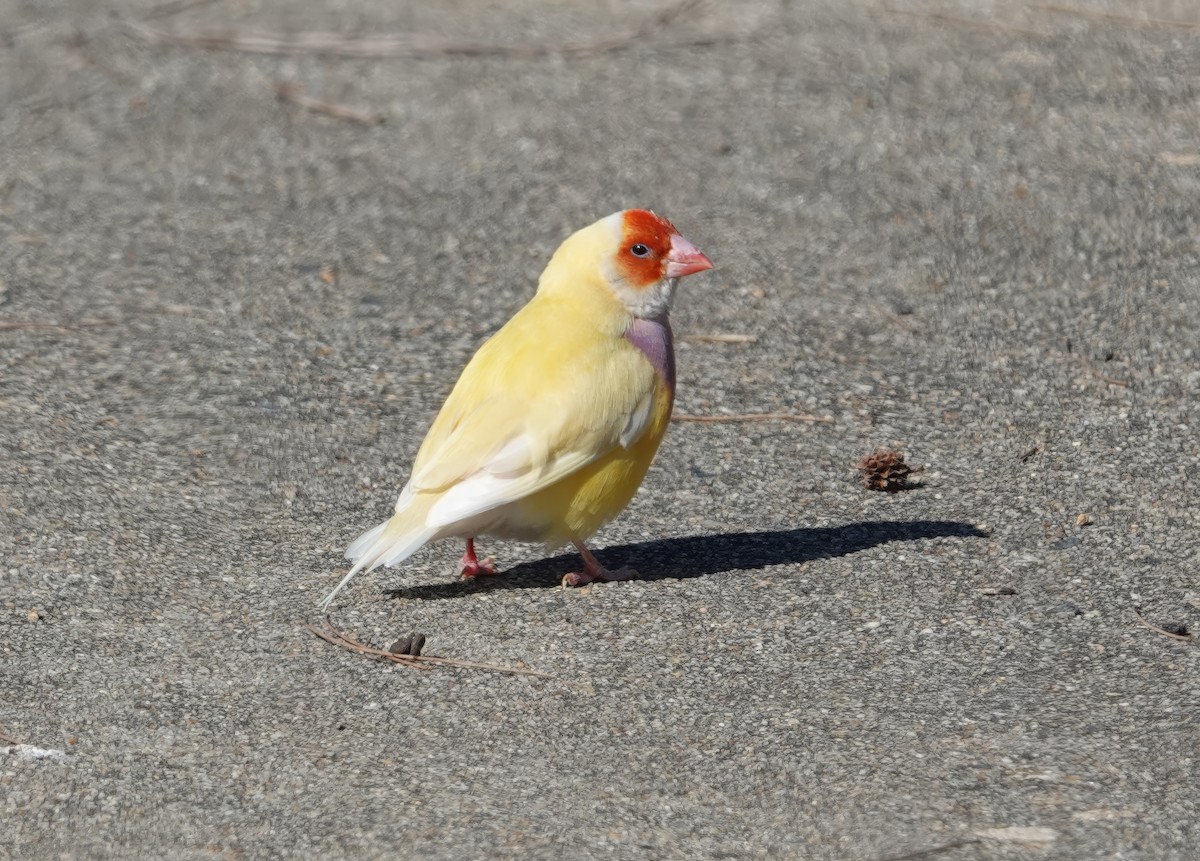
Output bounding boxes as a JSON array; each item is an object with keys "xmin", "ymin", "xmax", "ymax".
[{"xmin": 665, "ymin": 234, "xmax": 714, "ymax": 279}]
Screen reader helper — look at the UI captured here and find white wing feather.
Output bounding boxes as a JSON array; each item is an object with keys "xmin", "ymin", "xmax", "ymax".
[
  {"xmin": 424, "ymin": 386, "xmax": 655, "ymax": 532},
  {"xmin": 619, "ymin": 391, "xmax": 654, "ymax": 449}
]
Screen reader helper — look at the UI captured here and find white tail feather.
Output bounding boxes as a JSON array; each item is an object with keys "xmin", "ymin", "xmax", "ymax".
[
  {"xmin": 345, "ymin": 521, "xmax": 388, "ymax": 560},
  {"xmin": 318, "ymin": 519, "xmax": 437, "ymax": 610}
]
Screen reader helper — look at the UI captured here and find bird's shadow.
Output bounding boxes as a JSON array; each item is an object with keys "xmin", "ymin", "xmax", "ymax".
[{"xmin": 385, "ymin": 520, "xmax": 989, "ymax": 601}]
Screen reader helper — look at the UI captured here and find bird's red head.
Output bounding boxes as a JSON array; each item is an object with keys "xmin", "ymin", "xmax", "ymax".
[{"xmin": 614, "ymin": 209, "xmax": 713, "ymax": 289}]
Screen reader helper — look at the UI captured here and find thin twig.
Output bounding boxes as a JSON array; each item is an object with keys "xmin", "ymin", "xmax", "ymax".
[
  {"xmin": 306, "ymin": 622, "xmax": 429, "ymax": 670},
  {"xmin": 1034, "ymin": 3, "xmax": 1200, "ymax": 31},
  {"xmin": 673, "ymin": 411, "xmax": 833, "ymax": 423},
  {"xmin": 1130, "ymin": 608, "xmax": 1194, "ymax": 643},
  {"xmin": 881, "ymin": 6, "xmax": 1047, "ymax": 38},
  {"xmin": 879, "ymin": 837, "xmax": 980, "ymax": 861},
  {"xmin": 681, "ymin": 333, "xmax": 758, "ymax": 344},
  {"xmin": 274, "ymin": 82, "xmax": 384, "ymax": 126},
  {"xmin": 1086, "ymin": 365, "xmax": 1130, "ymax": 388},
  {"xmin": 124, "ymin": 0, "xmax": 707, "ymax": 59},
  {"xmin": 144, "ymin": 0, "xmax": 222, "ymax": 20},
  {"xmin": 0, "ymin": 728, "xmax": 21, "ymax": 746},
  {"xmin": 305, "ymin": 620, "xmax": 554, "ymax": 678},
  {"xmin": 0, "ymin": 319, "xmax": 113, "ymax": 331},
  {"xmin": 1158, "ymin": 152, "xmax": 1200, "ymax": 167},
  {"xmin": 869, "ymin": 301, "xmax": 919, "ymax": 332}
]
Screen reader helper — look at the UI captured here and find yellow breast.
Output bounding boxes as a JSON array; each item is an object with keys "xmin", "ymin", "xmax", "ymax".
[{"xmin": 490, "ymin": 373, "xmax": 673, "ymax": 549}]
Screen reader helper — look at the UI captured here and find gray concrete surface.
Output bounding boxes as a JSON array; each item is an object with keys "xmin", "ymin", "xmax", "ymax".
[{"xmin": 2, "ymin": 0, "xmax": 1198, "ymax": 858}]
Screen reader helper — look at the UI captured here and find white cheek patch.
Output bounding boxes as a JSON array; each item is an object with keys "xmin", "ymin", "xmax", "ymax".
[
  {"xmin": 600, "ymin": 213, "xmax": 679, "ymax": 319},
  {"xmin": 611, "ymin": 277, "xmax": 678, "ymax": 320}
]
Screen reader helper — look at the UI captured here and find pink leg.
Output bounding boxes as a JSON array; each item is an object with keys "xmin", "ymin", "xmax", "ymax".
[
  {"xmin": 561, "ymin": 540, "xmax": 638, "ymax": 587},
  {"xmin": 458, "ymin": 538, "xmax": 498, "ymax": 579}
]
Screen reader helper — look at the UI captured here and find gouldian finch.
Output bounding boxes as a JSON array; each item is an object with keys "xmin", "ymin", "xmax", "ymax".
[{"xmin": 321, "ymin": 209, "xmax": 712, "ymax": 608}]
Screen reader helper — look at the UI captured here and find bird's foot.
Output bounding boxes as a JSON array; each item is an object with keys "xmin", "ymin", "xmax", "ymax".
[
  {"xmin": 459, "ymin": 538, "xmax": 498, "ymax": 579},
  {"xmin": 562, "ymin": 540, "xmax": 638, "ymax": 587},
  {"xmin": 460, "ymin": 556, "xmax": 498, "ymax": 579},
  {"xmin": 561, "ymin": 565, "xmax": 638, "ymax": 588}
]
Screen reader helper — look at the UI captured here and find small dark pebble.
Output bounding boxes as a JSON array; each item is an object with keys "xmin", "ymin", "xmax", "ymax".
[
  {"xmin": 1054, "ymin": 601, "xmax": 1085, "ymax": 616},
  {"xmin": 389, "ymin": 633, "xmax": 426, "ymax": 657},
  {"xmin": 1159, "ymin": 622, "xmax": 1191, "ymax": 637},
  {"xmin": 1050, "ymin": 536, "xmax": 1080, "ymax": 550}
]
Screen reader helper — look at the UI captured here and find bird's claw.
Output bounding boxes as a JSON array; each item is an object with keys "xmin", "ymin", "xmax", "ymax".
[
  {"xmin": 459, "ymin": 556, "xmax": 498, "ymax": 579},
  {"xmin": 561, "ymin": 565, "xmax": 638, "ymax": 588}
]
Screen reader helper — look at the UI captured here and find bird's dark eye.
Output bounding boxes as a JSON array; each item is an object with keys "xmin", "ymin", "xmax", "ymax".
[{"xmin": 630, "ymin": 243, "xmax": 651, "ymax": 258}]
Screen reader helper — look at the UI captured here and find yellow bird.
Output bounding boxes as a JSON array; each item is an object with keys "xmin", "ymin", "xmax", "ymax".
[{"xmin": 321, "ymin": 209, "xmax": 713, "ymax": 608}]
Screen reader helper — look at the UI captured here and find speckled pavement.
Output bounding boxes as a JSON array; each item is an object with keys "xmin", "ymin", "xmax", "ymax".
[{"xmin": 2, "ymin": 1, "xmax": 1197, "ymax": 858}]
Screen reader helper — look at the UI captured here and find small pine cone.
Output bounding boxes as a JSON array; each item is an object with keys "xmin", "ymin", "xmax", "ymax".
[{"xmin": 856, "ymin": 448, "xmax": 913, "ymax": 492}]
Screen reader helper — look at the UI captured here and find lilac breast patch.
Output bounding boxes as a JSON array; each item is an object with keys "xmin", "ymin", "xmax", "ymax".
[{"xmin": 625, "ymin": 315, "xmax": 676, "ymax": 394}]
